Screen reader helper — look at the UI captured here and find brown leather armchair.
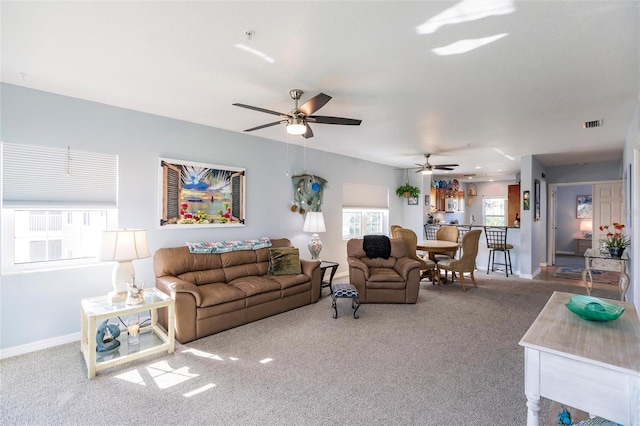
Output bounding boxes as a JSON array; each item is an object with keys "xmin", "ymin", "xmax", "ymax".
[{"xmin": 347, "ymin": 238, "xmax": 421, "ymax": 303}]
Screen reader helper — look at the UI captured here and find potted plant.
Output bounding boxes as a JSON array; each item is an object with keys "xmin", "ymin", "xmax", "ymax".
[
  {"xmin": 599, "ymin": 223, "xmax": 630, "ymax": 258},
  {"xmin": 395, "ymin": 183, "xmax": 420, "ymax": 199}
]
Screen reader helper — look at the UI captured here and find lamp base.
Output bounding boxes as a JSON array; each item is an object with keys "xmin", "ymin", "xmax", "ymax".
[
  {"xmin": 109, "ymin": 260, "xmax": 134, "ymax": 303},
  {"xmin": 308, "ymin": 233, "xmax": 323, "ymax": 261},
  {"xmin": 108, "ymin": 290, "xmax": 127, "ymax": 303}
]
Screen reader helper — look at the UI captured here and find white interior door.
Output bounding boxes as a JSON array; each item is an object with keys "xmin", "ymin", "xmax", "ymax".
[
  {"xmin": 549, "ymin": 185, "xmax": 557, "ymax": 265},
  {"xmin": 592, "ymin": 181, "xmax": 623, "ymax": 249}
]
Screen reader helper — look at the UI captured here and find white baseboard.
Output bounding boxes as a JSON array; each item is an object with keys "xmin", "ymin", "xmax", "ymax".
[
  {"xmin": 0, "ymin": 332, "xmax": 80, "ymax": 360},
  {"xmin": 0, "ymin": 314, "xmax": 153, "ymax": 360}
]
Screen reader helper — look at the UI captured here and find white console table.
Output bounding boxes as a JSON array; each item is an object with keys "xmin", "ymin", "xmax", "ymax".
[{"xmin": 519, "ymin": 291, "xmax": 640, "ymax": 425}]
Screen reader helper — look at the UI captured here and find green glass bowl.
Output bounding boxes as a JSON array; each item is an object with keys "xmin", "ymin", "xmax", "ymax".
[{"xmin": 565, "ymin": 295, "xmax": 625, "ymax": 322}]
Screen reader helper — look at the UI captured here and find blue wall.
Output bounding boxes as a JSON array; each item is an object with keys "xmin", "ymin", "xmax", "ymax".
[{"xmin": 0, "ymin": 83, "xmax": 406, "ymax": 351}]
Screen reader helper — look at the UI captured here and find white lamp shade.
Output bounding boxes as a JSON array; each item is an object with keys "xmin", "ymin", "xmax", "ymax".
[
  {"xmin": 579, "ymin": 219, "xmax": 593, "ymax": 232},
  {"xmin": 303, "ymin": 212, "xmax": 326, "ymax": 233},
  {"xmin": 99, "ymin": 229, "xmax": 151, "ymax": 262}
]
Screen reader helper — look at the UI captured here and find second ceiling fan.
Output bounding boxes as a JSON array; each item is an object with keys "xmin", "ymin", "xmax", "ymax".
[
  {"xmin": 233, "ymin": 89, "xmax": 361, "ymax": 139},
  {"xmin": 414, "ymin": 153, "xmax": 459, "ymax": 174}
]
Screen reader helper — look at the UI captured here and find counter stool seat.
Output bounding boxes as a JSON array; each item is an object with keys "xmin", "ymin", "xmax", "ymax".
[{"xmin": 484, "ymin": 226, "xmax": 513, "ymax": 277}]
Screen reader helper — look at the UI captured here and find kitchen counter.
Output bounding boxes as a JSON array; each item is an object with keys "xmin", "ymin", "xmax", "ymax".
[{"xmin": 426, "ymin": 223, "xmax": 521, "ymax": 229}]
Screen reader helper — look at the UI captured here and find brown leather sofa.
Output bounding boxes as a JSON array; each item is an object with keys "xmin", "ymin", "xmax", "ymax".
[
  {"xmin": 346, "ymin": 238, "xmax": 421, "ymax": 303},
  {"xmin": 153, "ymin": 238, "xmax": 321, "ymax": 343}
]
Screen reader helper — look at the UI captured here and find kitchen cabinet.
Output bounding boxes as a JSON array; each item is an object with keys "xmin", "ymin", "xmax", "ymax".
[
  {"xmin": 430, "ymin": 187, "xmax": 464, "ymax": 212},
  {"xmin": 508, "ymin": 184, "xmax": 520, "ymax": 225}
]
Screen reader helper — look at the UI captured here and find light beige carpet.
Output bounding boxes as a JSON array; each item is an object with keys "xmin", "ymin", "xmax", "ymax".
[{"xmin": 0, "ymin": 275, "xmax": 619, "ymax": 425}]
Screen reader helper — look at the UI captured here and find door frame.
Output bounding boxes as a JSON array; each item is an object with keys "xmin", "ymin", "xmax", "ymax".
[{"xmin": 548, "ymin": 180, "xmax": 620, "ymax": 266}]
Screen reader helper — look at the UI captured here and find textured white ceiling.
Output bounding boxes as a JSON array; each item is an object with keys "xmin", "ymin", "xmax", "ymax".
[{"xmin": 2, "ymin": 1, "xmax": 638, "ymax": 181}]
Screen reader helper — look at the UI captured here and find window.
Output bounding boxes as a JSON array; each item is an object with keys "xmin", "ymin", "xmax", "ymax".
[
  {"xmin": 483, "ymin": 198, "xmax": 507, "ymax": 226},
  {"xmin": 342, "ymin": 183, "xmax": 389, "ymax": 240},
  {"xmin": 2, "ymin": 142, "xmax": 118, "ymax": 272},
  {"xmin": 342, "ymin": 208, "xmax": 388, "ymax": 239}
]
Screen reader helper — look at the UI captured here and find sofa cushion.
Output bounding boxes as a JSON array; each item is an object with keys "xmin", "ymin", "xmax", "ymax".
[
  {"xmin": 266, "ymin": 273, "xmax": 309, "ymax": 289},
  {"xmin": 179, "ymin": 269, "xmax": 227, "ymax": 286},
  {"xmin": 229, "ymin": 276, "xmax": 282, "ymax": 296},
  {"xmin": 199, "ymin": 282, "xmax": 248, "ymax": 307},
  {"xmin": 367, "ymin": 267, "xmax": 405, "ymax": 282},
  {"xmin": 268, "ymin": 248, "xmax": 302, "ymax": 275}
]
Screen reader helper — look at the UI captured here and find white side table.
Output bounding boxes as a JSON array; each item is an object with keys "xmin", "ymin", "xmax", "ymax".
[
  {"xmin": 581, "ymin": 248, "xmax": 629, "ymax": 301},
  {"xmin": 520, "ymin": 292, "xmax": 640, "ymax": 425},
  {"xmin": 80, "ymin": 288, "xmax": 175, "ymax": 379}
]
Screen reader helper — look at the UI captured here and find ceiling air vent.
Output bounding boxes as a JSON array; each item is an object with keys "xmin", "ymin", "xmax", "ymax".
[{"xmin": 583, "ymin": 119, "xmax": 603, "ymax": 129}]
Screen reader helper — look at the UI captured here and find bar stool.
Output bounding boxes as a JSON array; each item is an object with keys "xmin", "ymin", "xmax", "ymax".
[
  {"xmin": 456, "ymin": 225, "xmax": 472, "ymax": 258},
  {"xmin": 484, "ymin": 226, "xmax": 513, "ymax": 277},
  {"xmin": 424, "ymin": 224, "xmax": 438, "ymax": 240}
]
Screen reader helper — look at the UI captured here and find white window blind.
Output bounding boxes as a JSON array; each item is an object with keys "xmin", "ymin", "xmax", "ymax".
[
  {"xmin": 342, "ymin": 183, "xmax": 389, "ymax": 208},
  {"xmin": 2, "ymin": 142, "xmax": 118, "ymax": 207}
]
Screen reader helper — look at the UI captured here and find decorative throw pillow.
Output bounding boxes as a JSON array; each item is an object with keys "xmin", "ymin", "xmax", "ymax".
[{"xmin": 268, "ymin": 247, "xmax": 302, "ymax": 275}]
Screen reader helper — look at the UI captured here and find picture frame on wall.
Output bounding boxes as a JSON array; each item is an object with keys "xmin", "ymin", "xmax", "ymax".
[
  {"xmin": 523, "ymin": 190, "xmax": 530, "ymax": 210},
  {"xmin": 158, "ymin": 157, "xmax": 246, "ymax": 228},
  {"xmin": 408, "ymin": 197, "xmax": 418, "ymax": 205},
  {"xmin": 534, "ymin": 179, "xmax": 541, "ymax": 222},
  {"xmin": 576, "ymin": 195, "xmax": 593, "ymax": 219}
]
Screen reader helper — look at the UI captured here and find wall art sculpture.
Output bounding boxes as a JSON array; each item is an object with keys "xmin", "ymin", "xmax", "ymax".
[{"xmin": 290, "ymin": 174, "xmax": 327, "ymax": 214}]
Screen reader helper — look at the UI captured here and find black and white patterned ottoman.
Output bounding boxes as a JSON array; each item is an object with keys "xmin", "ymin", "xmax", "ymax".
[{"xmin": 331, "ymin": 283, "xmax": 360, "ymax": 319}]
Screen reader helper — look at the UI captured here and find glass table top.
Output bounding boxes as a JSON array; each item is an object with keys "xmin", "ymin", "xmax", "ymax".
[{"xmin": 584, "ymin": 248, "xmax": 629, "ymax": 260}]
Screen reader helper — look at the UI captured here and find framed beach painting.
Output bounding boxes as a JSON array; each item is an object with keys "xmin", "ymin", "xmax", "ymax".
[
  {"xmin": 576, "ymin": 195, "xmax": 592, "ymax": 219},
  {"xmin": 158, "ymin": 157, "xmax": 245, "ymax": 228}
]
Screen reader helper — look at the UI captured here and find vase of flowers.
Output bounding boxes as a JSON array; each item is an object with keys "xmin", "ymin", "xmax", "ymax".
[{"xmin": 599, "ymin": 223, "xmax": 630, "ymax": 258}]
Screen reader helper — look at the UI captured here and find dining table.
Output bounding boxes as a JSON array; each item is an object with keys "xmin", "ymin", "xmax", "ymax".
[
  {"xmin": 416, "ymin": 239, "xmax": 461, "ymax": 284},
  {"xmin": 416, "ymin": 239, "xmax": 460, "ymax": 261}
]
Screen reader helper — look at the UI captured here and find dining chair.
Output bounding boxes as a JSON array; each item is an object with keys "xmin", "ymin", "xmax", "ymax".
[
  {"xmin": 390, "ymin": 224, "xmax": 403, "ymax": 238},
  {"xmin": 436, "ymin": 230, "xmax": 482, "ymax": 292},
  {"xmin": 434, "ymin": 225, "xmax": 459, "ymax": 280},
  {"xmin": 395, "ymin": 228, "xmax": 438, "ymax": 283},
  {"xmin": 484, "ymin": 226, "xmax": 513, "ymax": 277}
]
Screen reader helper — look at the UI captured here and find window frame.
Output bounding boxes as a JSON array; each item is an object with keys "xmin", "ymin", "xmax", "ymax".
[
  {"xmin": 1, "ymin": 206, "xmax": 117, "ymax": 273},
  {"xmin": 341, "ymin": 207, "xmax": 389, "ymax": 240},
  {"xmin": 482, "ymin": 197, "xmax": 507, "ymax": 226}
]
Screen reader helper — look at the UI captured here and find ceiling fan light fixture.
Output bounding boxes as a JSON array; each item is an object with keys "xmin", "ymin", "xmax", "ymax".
[
  {"xmin": 422, "ymin": 169, "xmax": 433, "ymax": 175},
  {"xmin": 286, "ymin": 117, "xmax": 306, "ymax": 135}
]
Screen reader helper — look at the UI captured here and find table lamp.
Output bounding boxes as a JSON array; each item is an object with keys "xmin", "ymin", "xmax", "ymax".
[
  {"xmin": 580, "ymin": 219, "xmax": 592, "ymax": 238},
  {"xmin": 303, "ymin": 211, "xmax": 326, "ymax": 260},
  {"xmin": 99, "ymin": 229, "xmax": 151, "ymax": 303}
]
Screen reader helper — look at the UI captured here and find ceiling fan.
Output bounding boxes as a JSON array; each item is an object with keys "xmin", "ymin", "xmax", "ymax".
[
  {"xmin": 414, "ymin": 154, "xmax": 459, "ymax": 174},
  {"xmin": 233, "ymin": 89, "xmax": 362, "ymax": 139}
]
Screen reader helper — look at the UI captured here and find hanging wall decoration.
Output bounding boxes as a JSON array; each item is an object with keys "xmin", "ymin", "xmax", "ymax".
[
  {"xmin": 158, "ymin": 157, "xmax": 246, "ymax": 228},
  {"xmin": 291, "ymin": 174, "xmax": 327, "ymax": 214}
]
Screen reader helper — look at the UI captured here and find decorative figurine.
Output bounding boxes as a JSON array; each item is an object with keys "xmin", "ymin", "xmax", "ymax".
[
  {"xmin": 96, "ymin": 319, "xmax": 121, "ymax": 353},
  {"xmin": 126, "ymin": 281, "xmax": 145, "ymax": 305}
]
